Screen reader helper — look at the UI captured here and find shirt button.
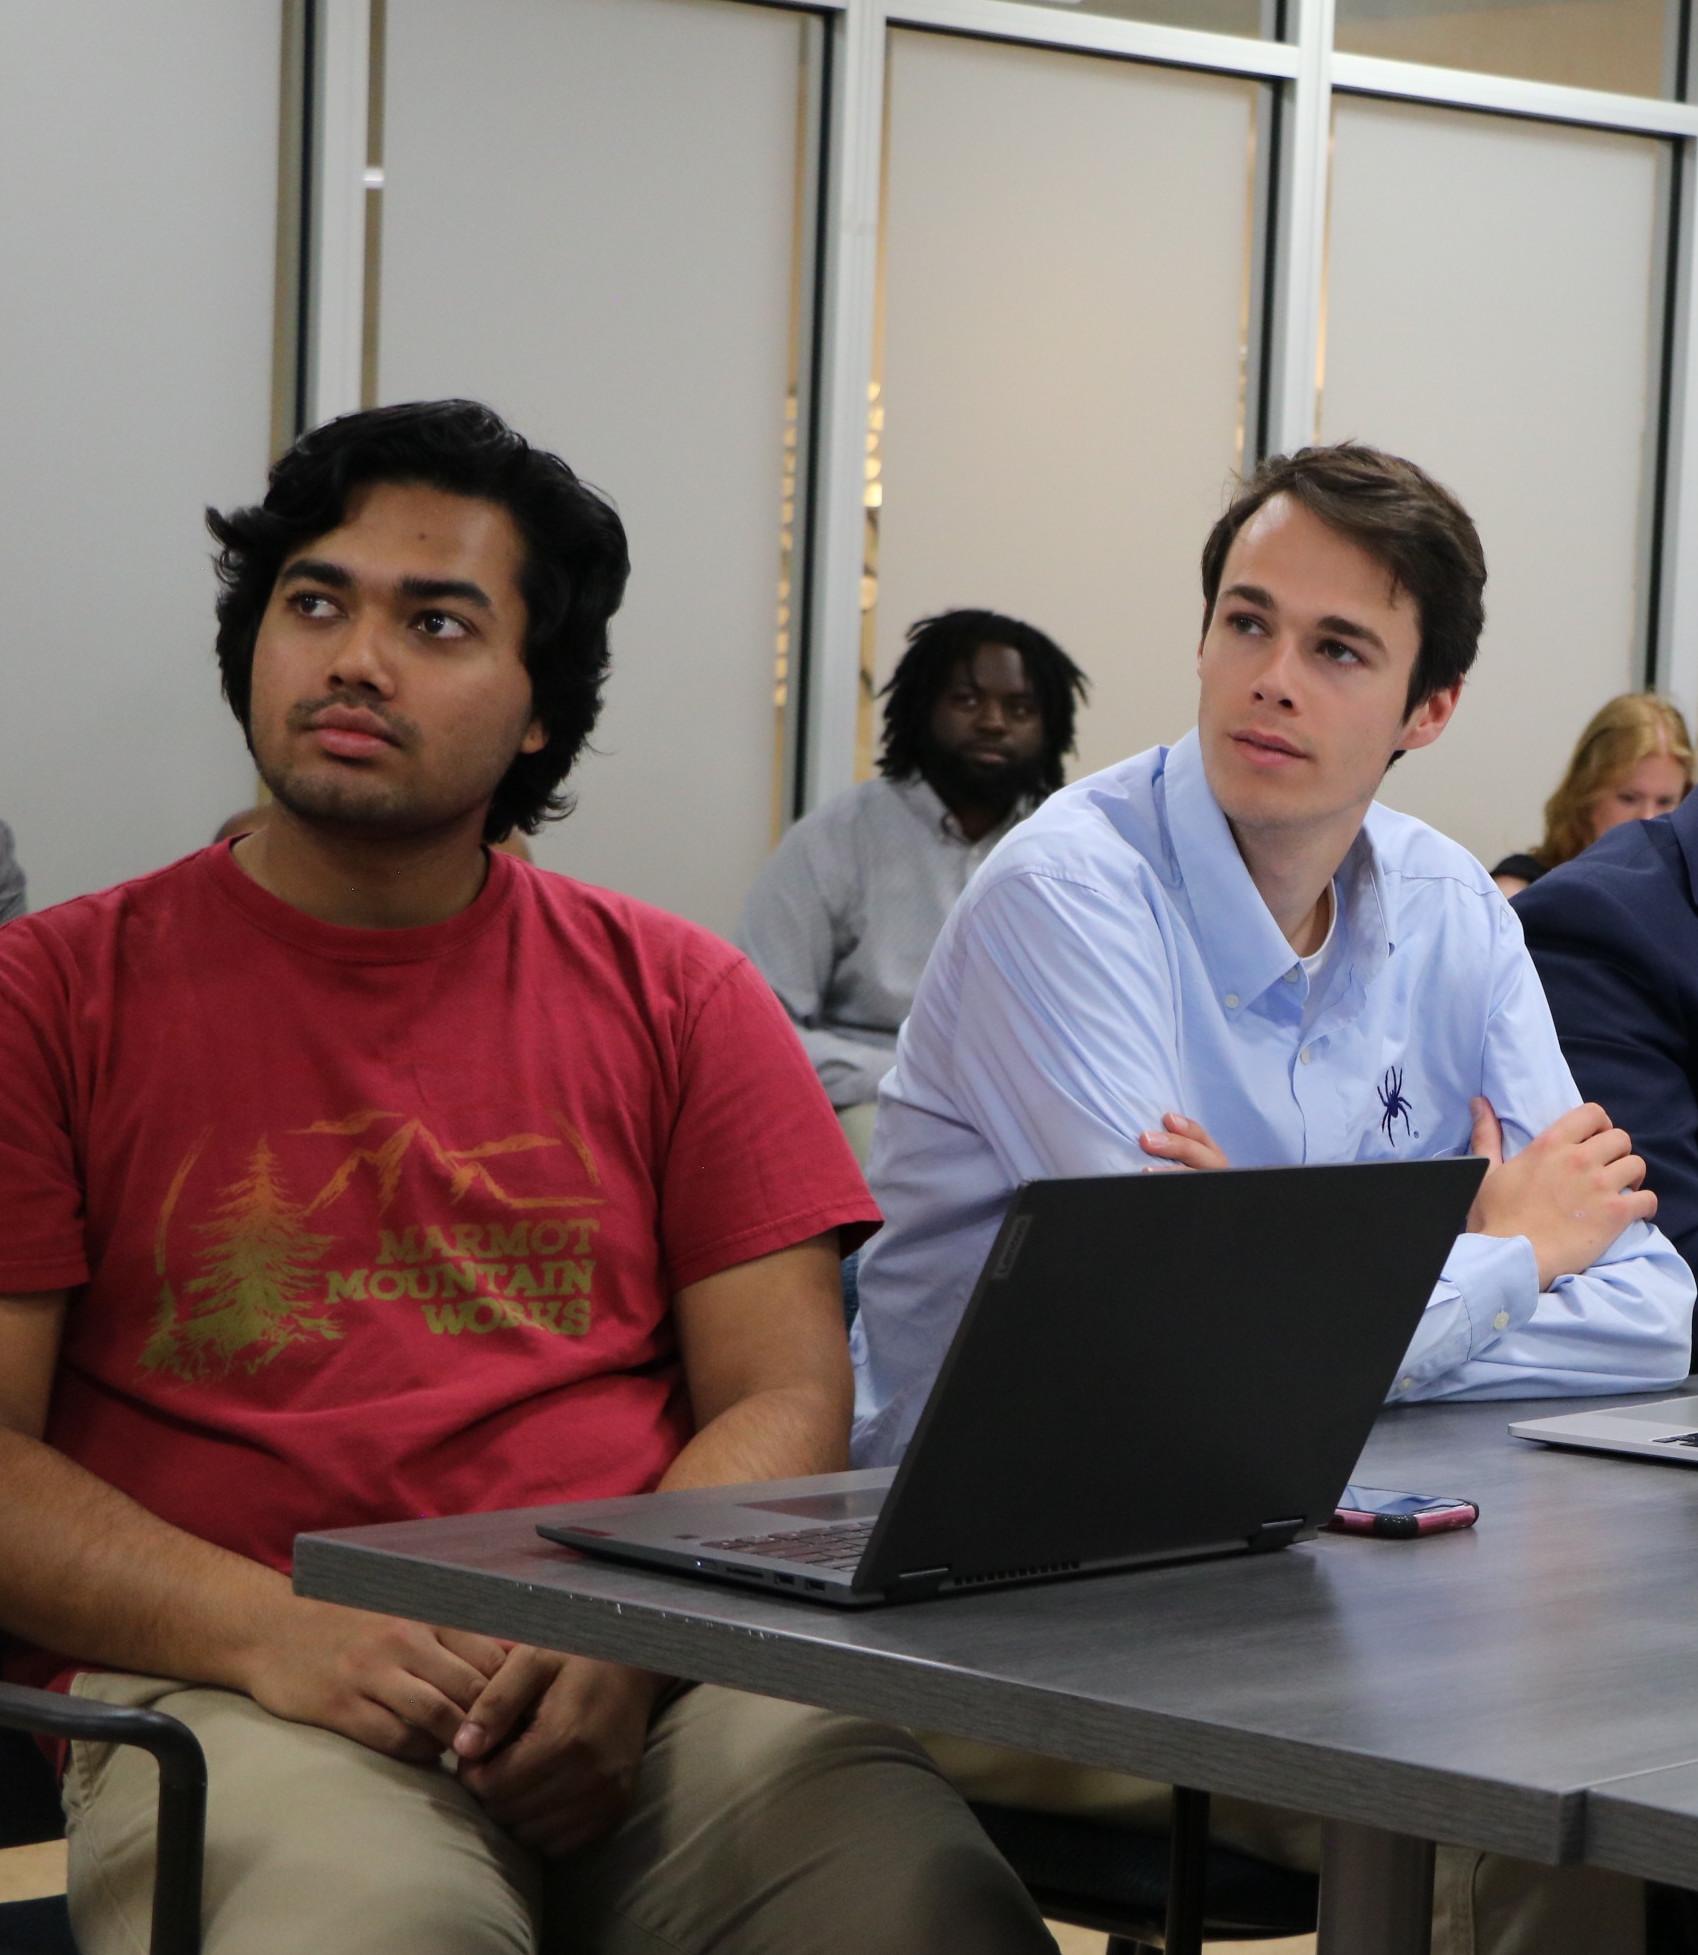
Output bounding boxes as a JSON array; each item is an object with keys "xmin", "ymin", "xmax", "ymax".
[
  {"xmin": 1399, "ymin": 1376, "xmax": 1415, "ymax": 1393},
  {"xmin": 1224, "ymin": 993, "xmax": 1241, "ymax": 1010},
  {"xmin": 1299, "ymin": 1046, "xmax": 1314, "ymax": 1065},
  {"xmin": 1492, "ymin": 1310, "xmax": 1510, "ymax": 1331}
]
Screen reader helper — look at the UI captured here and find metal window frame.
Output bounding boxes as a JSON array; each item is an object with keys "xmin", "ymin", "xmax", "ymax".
[
  {"xmin": 302, "ymin": 0, "xmax": 1698, "ymax": 811},
  {"xmin": 302, "ymin": 0, "xmax": 370, "ymax": 430}
]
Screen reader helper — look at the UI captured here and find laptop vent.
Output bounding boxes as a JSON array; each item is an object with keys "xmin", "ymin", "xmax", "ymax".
[{"xmin": 953, "ymin": 1559, "xmax": 1082, "ymax": 1587}]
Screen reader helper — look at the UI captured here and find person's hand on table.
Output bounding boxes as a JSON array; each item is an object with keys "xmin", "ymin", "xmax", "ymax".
[
  {"xmin": 1465, "ymin": 1095, "xmax": 1657, "ymax": 1291},
  {"xmin": 242, "ymin": 1595, "xmax": 510, "ymax": 1762},
  {"xmin": 1138, "ymin": 1112, "xmax": 1230, "ymax": 1172},
  {"xmin": 453, "ymin": 1646, "xmax": 667, "ymax": 1854}
]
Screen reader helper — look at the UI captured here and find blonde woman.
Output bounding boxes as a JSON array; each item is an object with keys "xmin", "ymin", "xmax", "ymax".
[{"xmin": 1492, "ymin": 692, "xmax": 1693, "ymax": 897}]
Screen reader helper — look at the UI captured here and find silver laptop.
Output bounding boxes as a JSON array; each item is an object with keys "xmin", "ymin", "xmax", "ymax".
[
  {"xmin": 1509, "ymin": 1393, "xmax": 1698, "ymax": 1462},
  {"xmin": 537, "ymin": 1158, "xmax": 1485, "ymax": 1606}
]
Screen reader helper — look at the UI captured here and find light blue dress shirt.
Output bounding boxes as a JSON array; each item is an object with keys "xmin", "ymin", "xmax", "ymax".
[{"xmin": 850, "ymin": 731, "xmax": 1695, "ymax": 1466}]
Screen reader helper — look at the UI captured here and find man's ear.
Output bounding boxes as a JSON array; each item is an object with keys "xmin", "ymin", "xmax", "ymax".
[
  {"xmin": 519, "ymin": 715, "xmax": 547, "ymax": 756},
  {"xmin": 1399, "ymin": 680, "xmax": 1462, "ymax": 755}
]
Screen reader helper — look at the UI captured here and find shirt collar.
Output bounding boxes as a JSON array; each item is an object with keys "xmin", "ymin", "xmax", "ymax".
[
  {"xmin": 1336, "ymin": 821, "xmax": 1394, "ymax": 993},
  {"xmin": 1160, "ymin": 729, "xmax": 1393, "ymax": 1009}
]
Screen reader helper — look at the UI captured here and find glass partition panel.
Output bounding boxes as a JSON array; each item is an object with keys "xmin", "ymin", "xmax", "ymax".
[
  {"xmin": 377, "ymin": 0, "xmax": 817, "ymax": 934},
  {"xmin": 1335, "ymin": 0, "xmax": 1682, "ymax": 101},
  {"xmin": 874, "ymin": 30, "xmax": 1263, "ymax": 783},
  {"xmin": 0, "ymin": 0, "xmax": 282, "ymax": 908},
  {"xmin": 986, "ymin": 0, "xmax": 1273, "ymax": 32},
  {"xmin": 1321, "ymin": 95, "xmax": 1664, "ymax": 867}
]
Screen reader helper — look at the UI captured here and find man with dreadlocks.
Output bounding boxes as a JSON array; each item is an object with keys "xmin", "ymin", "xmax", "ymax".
[{"xmin": 738, "ymin": 608, "xmax": 1087, "ymax": 1154}]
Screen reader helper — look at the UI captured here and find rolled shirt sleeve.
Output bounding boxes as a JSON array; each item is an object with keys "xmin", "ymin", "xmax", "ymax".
[
  {"xmin": 1393, "ymin": 898, "xmax": 1693, "ymax": 1400},
  {"xmin": 738, "ymin": 779, "xmax": 1023, "ymax": 1112},
  {"xmin": 737, "ymin": 811, "xmax": 899, "ymax": 1109}
]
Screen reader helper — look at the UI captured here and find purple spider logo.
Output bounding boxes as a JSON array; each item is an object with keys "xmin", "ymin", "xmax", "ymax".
[{"xmin": 1378, "ymin": 1066, "xmax": 1413, "ymax": 1145}]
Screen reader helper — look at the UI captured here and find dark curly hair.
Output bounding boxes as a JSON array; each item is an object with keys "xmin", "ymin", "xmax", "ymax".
[
  {"xmin": 207, "ymin": 398, "xmax": 631, "ymax": 841},
  {"xmin": 878, "ymin": 609, "xmax": 1089, "ymax": 799},
  {"xmin": 1201, "ymin": 443, "xmax": 1486, "ymax": 716}
]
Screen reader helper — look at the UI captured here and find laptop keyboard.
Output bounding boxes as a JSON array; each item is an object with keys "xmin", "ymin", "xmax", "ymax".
[{"xmin": 700, "ymin": 1518, "xmax": 876, "ymax": 1570}]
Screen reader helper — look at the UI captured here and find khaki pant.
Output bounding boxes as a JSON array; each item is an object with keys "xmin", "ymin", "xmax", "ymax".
[
  {"xmin": 926, "ymin": 1735, "xmax": 1647, "ymax": 1955},
  {"xmin": 63, "ymin": 1673, "xmax": 1057, "ymax": 1955}
]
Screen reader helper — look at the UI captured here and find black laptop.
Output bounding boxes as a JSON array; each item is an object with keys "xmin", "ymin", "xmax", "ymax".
[{"xmin": 538, "ymin": 1158, "xmax": 1485, "ymax": 1606}]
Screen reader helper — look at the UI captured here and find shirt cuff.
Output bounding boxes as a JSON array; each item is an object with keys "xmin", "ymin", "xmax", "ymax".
[
  {"xmin": 1386, "ymin": 1232, "xmax": 1539, "ymax": 1398},
  {"xmin": 1450, "ymin": 1231, "xmax": 1541, "ymax": 1352}
]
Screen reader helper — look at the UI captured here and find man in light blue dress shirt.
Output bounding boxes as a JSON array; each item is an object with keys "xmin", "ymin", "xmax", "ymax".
[
  {"xmin": 854, "ymin": 447, "xmax": 1691, "ymax": 1465},
  {"xmin": 849, "ymin": 443, "xmax": 1689, "ymax": 1953}
]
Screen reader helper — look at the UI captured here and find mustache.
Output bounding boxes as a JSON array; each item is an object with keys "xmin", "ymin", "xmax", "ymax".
[{"xmin": 286, "ymin": 692, "xmax": 420, "ymax": 749}]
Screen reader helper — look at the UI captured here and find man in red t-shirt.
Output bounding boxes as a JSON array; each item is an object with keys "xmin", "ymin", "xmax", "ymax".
[{"xmin": 0, "ymin": 400, "xmax": 1055, "ymax": 1955}]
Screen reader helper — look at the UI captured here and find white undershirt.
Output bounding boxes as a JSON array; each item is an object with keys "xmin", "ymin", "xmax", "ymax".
[{"xmin": 1299, "ymin": 879, "xmax": 1339, "ymax": 983}]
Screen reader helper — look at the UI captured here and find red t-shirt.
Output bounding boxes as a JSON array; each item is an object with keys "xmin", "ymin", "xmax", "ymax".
[{"xmin": 0, "ymin": 844, "xmax": 878, "ymax": 1688}]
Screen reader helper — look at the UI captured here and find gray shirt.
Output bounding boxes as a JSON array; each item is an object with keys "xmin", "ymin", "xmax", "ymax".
[
  {"xmin": 737, "ymin": 775, "xmax": 1026, "ymax": 1107},
  {"xmin": 0, "ymin": 821, "xmax": 25, "ymax": 924}
]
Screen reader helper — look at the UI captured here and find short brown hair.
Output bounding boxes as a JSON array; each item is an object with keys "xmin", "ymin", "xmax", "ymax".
[
  {"xmin": 1201, "ymin": 443, "xmax": 1487, "ymax": 714},
  {"xmin": 1536, "ymin": 692, "xmax": 1694, "ymax": 869}
]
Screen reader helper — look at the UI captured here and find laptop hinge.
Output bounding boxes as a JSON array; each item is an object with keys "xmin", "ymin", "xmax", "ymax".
[
  {"xmin": 888, "ymin": 1566, "xmax": 951, "ymax": 1597},
  {"xmin": 1251, "ymin": 1518, "xmax": 1305, "ymax": 1551}
]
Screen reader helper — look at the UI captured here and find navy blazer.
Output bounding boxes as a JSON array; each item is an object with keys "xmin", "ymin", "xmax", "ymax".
[{"xmin": 1515, "ymin": 796, "xmax": 1698, "ymax": 1288}]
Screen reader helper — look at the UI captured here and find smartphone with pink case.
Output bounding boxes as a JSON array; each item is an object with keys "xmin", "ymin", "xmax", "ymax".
[{"xmin": 1327, "ymin": 1484, "xmax": 1479, "ymax": 1539}]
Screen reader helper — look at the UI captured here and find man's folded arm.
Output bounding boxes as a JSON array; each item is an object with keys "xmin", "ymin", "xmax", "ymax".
[
  {"xmin": 1393, "ymin": 912, "xmax": 1693, "ymax": 1401},
  {"xmin": 1392, "ymin": 1224, "xmax": 1692, "ymax": 1400}
]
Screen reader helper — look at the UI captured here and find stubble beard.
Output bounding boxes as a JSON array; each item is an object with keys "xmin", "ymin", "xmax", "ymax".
[{"xmin": 258, "ymin": 762, "xmax": 422, "ymax": 835}]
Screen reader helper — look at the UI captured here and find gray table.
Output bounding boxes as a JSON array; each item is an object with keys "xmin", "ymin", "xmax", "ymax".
[
  {"xmin": 1587, "ymin": 1763, "xmax": 1698, "ymax": 1893},
  {"xmin": 295, "ymin": 1393, "xmax": 1698, "ymax": 1952}
]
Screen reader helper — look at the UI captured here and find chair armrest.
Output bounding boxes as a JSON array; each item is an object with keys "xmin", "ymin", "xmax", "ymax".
[{"xmin": 0, "ymin": 1680, "xmax": 206, "ymax": 1955}]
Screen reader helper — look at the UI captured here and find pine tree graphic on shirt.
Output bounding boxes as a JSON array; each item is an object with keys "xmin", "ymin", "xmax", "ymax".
[{"xmin": 142, "ymin": 1139, "xmax": 334, "ymax": 1377}]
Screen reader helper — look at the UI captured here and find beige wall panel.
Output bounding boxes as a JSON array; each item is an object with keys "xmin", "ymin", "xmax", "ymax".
[
  {"xmin": 876, "ymin": 32, "xmax": 1259, "ymax": 785},
  {"xmin": 1321, "ymin": 97, "xmax": 1660, "ymax": 868}
]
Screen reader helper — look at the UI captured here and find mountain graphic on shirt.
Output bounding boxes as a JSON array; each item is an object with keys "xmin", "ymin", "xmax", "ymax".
[
  {"xmin": 140, "ymin": 1109, "xmax": 603, "ymax": 1381},
  {"xmin": 294, "ymin": 1108, "xmax": 603, "ymax": 1217}
]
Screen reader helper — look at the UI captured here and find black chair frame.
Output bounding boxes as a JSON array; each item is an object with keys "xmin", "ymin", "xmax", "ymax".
[
  {"xmin": 973, "ymin": 1786, "xmax": 1318, "ymax": 1954},
  {"xmin": 0, "ymin": 1680, "xmax": 205, "ymax": 1955}
]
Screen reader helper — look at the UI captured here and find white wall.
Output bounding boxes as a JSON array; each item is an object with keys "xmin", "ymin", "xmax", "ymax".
[
  {"xmin": 0, "ymin": 2, "xmax": 281, "ymax": 912},
  {"xmin": 0, "ymin": 3, "xmax": 1679, "ymax": 919},
  {"xmin": 376, "ymin": 0, "xmax": 808, "ymax": 937},
  {"xmin": 875, "ymin": 32, "xmax": 1260, "ymax": 779},
  {"xmin": 1321, "ymin": 97, "xmax": 1661, "ymax": 867}
]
